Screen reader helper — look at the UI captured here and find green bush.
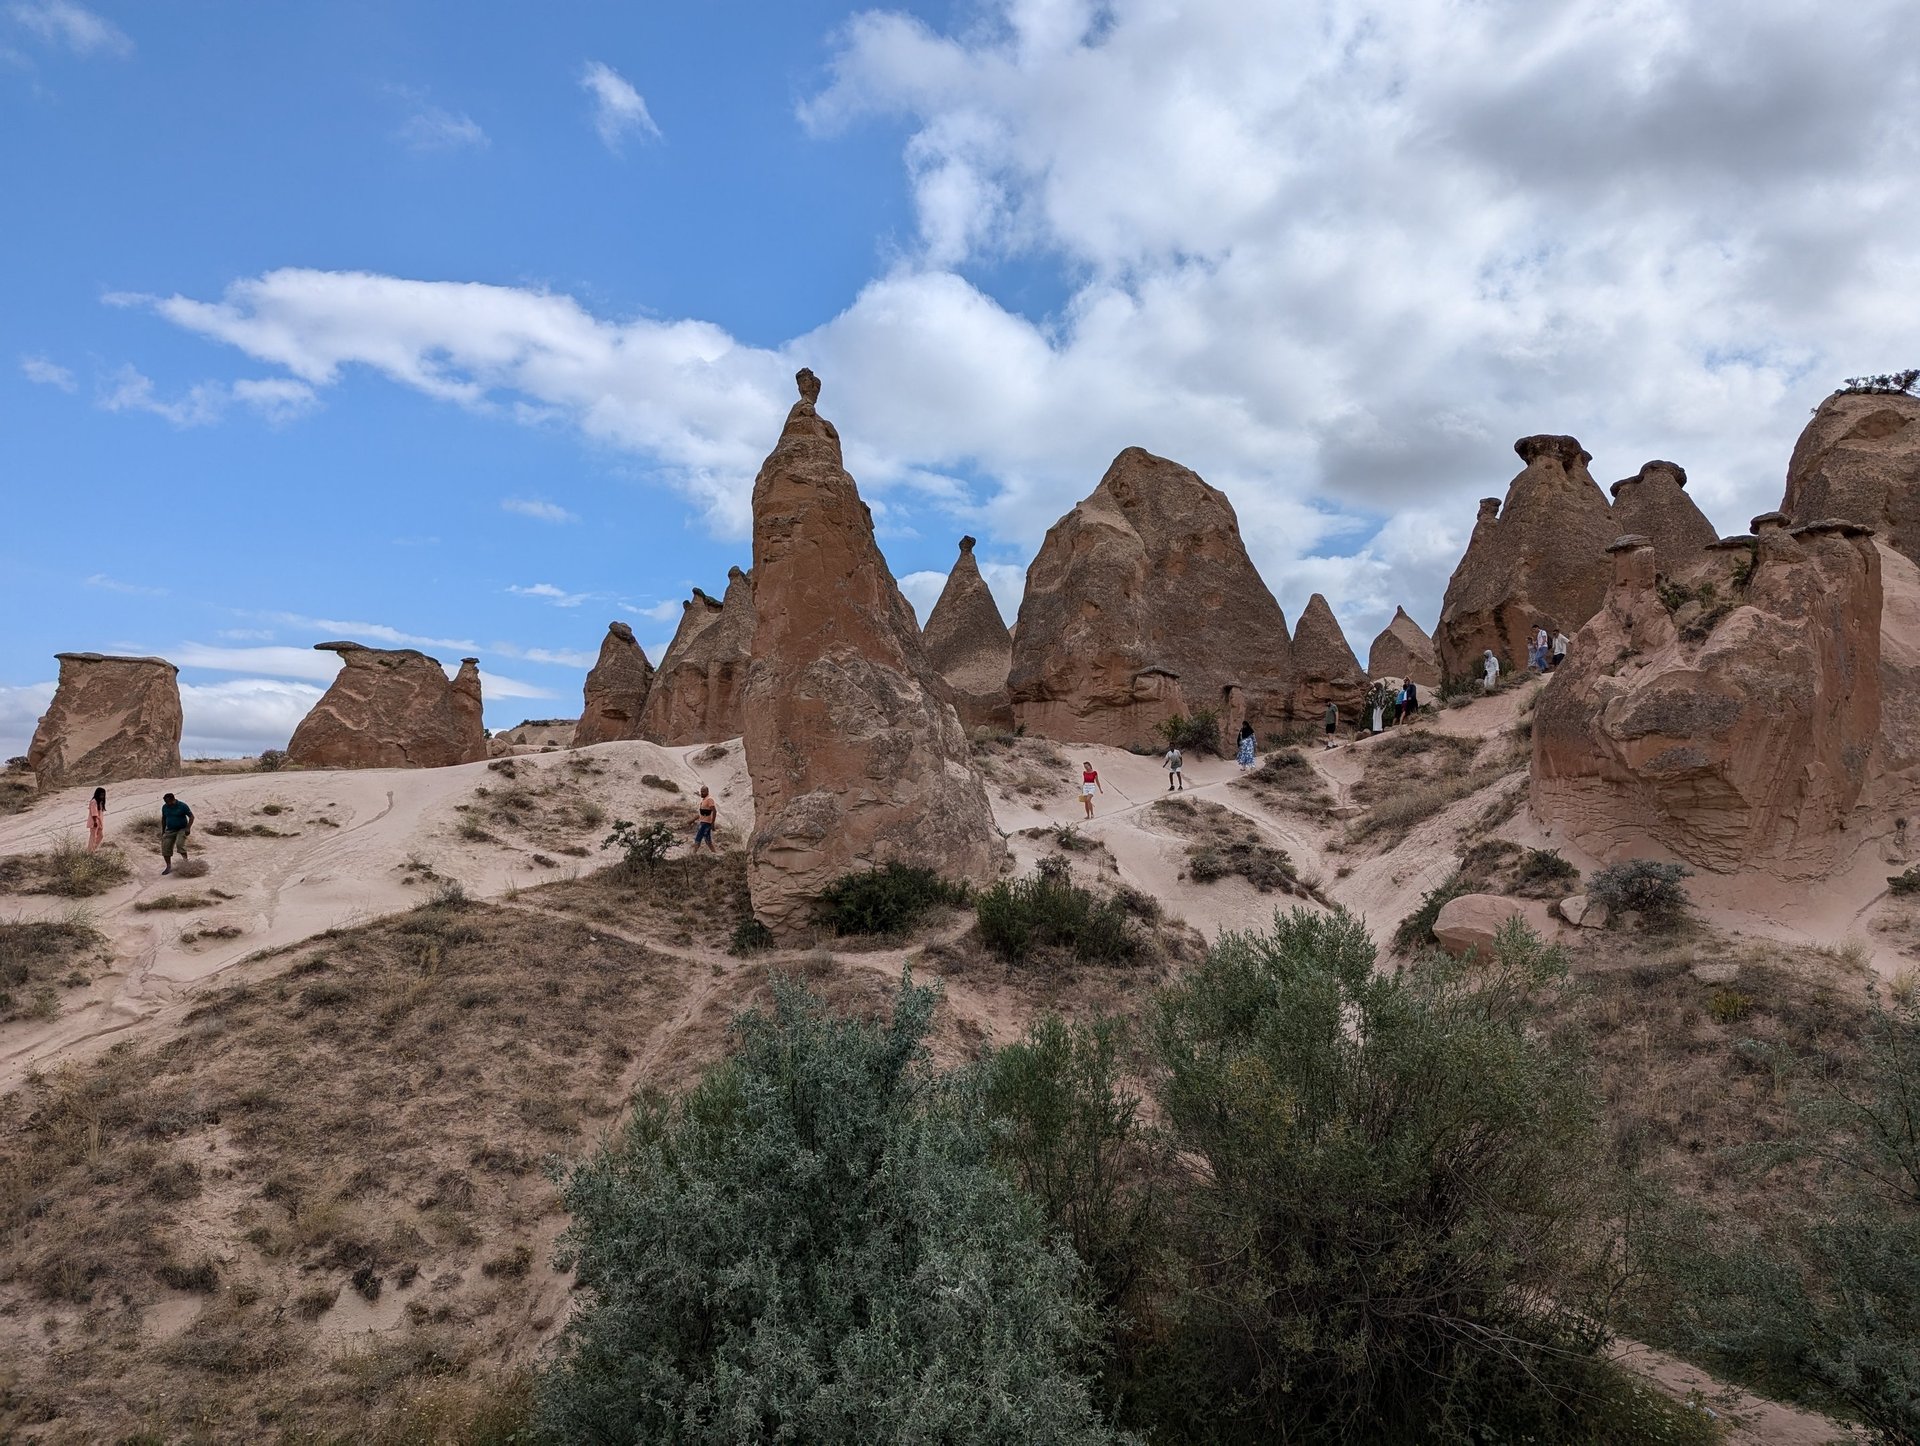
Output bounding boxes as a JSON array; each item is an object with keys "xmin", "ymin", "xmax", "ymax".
[
  {"xmin": 1889, "ymin": 866, "xmax": 1920, "ymax": 896},
  {"xmin": 974, "ymin": 860, "xmax": 1140, "ymax": 965},
  {"xmin": 728, "ymin": 916, "xmax": 774, "ymax": 956},
  {"xmin": 600, "ymin": 819, "xmax": 676, "ymax": 870},
  {"xmin": 1392, "ymin": 871, "xmax": 1467, "ymax": 954},
  {"xmin": 1518, "ymin": 846, "xmax": 1579, "ymax": 889},
  {"xmin": 814, "ymin": 862, "xmax": 969, "ymax": 936},
  {"xmin": 535, "ymin": 977, "xmax": 1122, "ymax": 1444},
  {"xmin": 1154, "ymin": 706, "xmax": 1221, "ymax": 756},
  {"xmin": 1588, "ymin": 859, "xmax": 1691, "ymax": 926}
]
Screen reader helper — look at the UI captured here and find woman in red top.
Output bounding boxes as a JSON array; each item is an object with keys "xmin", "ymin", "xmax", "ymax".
[{"xmin": 1080, "ymin": 761, "xmax": 1103, "ymax": 819}]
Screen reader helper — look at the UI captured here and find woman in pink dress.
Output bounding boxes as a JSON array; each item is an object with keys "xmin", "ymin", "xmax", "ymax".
[{"xmin": 86, "ymin": 786, "xmax": 106, "ymax": 853}]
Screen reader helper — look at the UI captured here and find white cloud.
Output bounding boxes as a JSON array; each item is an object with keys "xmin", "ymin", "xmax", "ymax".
[
  {"xmin": 20, "ymin": 354, "xmax": 75, "ymax": 390},
  {"xmin": 460, "ymin": 667, "xmax": 557, "ymax": 701},
  {"xmin": 178, "ymin": 678, "xmax": 323, "ymax": 757},
  {"xmin": 0, "ymin": 681, "xmax": 56, "ymax": 762},
  {"xmin": 172, "ymin": 644, "xmax": 346, "ymax": 683},
  {"xmin": 85, "ymin": 572, "xmax": 166, "ymax": 596},
  {"xmin": 395, "ymin": 97, "xmax": 488, "ymax": 153},
  {"xmin": 266, "ymin": 613, "xmax": 475, "ymax": 651},
  {"xmin": 978, "ymin": 561, "xmax": 1026, "ymax": 626},
  {"xmin": 580, "ymin": 60, "xmax": 662, "ymax": 150},
  {"xmin": 217, "ymin": 627, "xmax": 275, "ymax": 641},
  {"xmin": 9, "ymin": 0, "xmax": 130, "ymax": 57},
  {"xmin": 621, "ymin": 598, "xmax": 684, "ymax": 624},
  {"xmin": 896, "ymin": 569, "xmax": 946, "ymax": 626},
  {"xmin": 489, "ymin": 642, "xmax": 598, "ymax": 668},
  {"xmin": 501, "ymin": 497, "xmax": 578, "ymax": 524},
  {"xmin": 99, "ymin": 365, "xmax": 317, "ymax": 427},
  {"xmin": 509, "ymin": 582, "xmax": 591, "ymax": 608}
]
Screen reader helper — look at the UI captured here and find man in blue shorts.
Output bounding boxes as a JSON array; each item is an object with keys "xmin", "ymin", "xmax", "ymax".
[
  {"xmin": 159, "ymin": 792, "xmax": 194, "ymax": 874},
  {"xmin": 693, "ymin": 786, "xmax": 718, "ymax": 854}
]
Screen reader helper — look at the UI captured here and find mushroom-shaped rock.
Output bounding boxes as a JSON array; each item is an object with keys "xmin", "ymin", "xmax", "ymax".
[
  {"xmin": 639, "ymin": 567, "xmax": 754, "ymax": 745},
  {"xmin": 286, "ymin": 643, "xmax": 487, "ymax": 769},
  {"xmin": 1783, "ymin": 390, "xmax": 1920, "ymax": 567},
  {"xmin": 26, "ymin": 653, "xmax": 183, "ymax": 790},
  {"xmin": 1608, "ymin": 461, "xmax": 1719, "ymax": 567},
  {"xmin": 1009, "ymin": 447, "xmax": 1293, "ymax": 745},
  {"xmin": 742, "ymin": 371, "xmax": 1004, "ymax": 936},
  {"xmin": 922, "ymin": 535, "xmax": 1014, "ymax": 731},
  {"xmin": 1366, "ymin": 606, "xmax": 1439, "ymax": 687},
  {"xmin": 1290, "ymin": 593, "xmax": 1368, "ymax": 723},
  {"xmin": 574, "ymin": 622, "xmax": 655, "ymax": 746}
]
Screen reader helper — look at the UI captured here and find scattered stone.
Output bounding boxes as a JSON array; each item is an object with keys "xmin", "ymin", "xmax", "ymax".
[
  {"xmin": 1367, "ymin": 606, "xmax": 1440, "ymax": 687},
  {"xmin": 1432, "ymin": 893, "xmax": 1529, "ymax": 958},
  {"xmin": 1559, "ymin": 894, "xmax": 1607, "ymax": 929},
  {"xmin": 921, "ymin": 536, "xmax": 1014, "ymax": 731},
  {"xmin": 573, "ymin": 622, "xmax": 655, "ymax": 746},
  {"xmin": 27, "ymin": 653, "xmax": 183, "ymax": 790},
  {"xmin": 641, "ymin": 567, "xmax": 754, "ymax": 745},
  {"xmin": 286, "ymin": 643, "xmax": 488, "ymax": 770}
]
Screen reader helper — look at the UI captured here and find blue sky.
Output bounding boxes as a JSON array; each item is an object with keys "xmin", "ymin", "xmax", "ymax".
[{"xmin": 5, "ymin": 0, "xmax": 1919, "ymax": 756}]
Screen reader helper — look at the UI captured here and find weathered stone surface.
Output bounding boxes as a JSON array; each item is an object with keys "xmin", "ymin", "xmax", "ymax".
[
  {"xmin": 1531, "ymin": 523, "xmax": 1883, "ymax": 877},
  {"xmin": 743, "ymin": 370, "xmax": 1004, "ymax": 936},
  {"xmin": 1432, "ymin": 893, "xmax": 1528, "ymax": 958},
  {"xmin": 1608, "ymin": 461, "xmax": 1719, "ymax": 570},
  {"xmin": 1436, "ymin": 435, "xmax": 1616, "ymax": 683},
  {"xmin": 1367, "ymin": 606, "xmax": 1439, "ymax": 687},
  {"xmin": 1783, "ymin": 390, "xmax": 1920, "ymax": 567},
  {"xmin": 922, "ymin": 536, "xmax": 1015, "ymax": 731},
  {"xmin": 1008, "ymin": 447, "xmax": 1292, "ymax": 745},
  {"xmin": 286, "ymin": 643, "xmax": 488, "ymax": 769},
  {"xmin": 640, "ymin": 568, "xmax": 754, "ymax": 745},
  {"xmin": 1559, "ymin": 894, "xmax": 1607, "ymax": 929},
  {"xmin": 573, "ymin": 622, "xmax": 654, "ymax": 746},
  {"xmin": 27, "ymin": 653, "xmax": 182, "ymax": 790},
  {"xmin": 1290, "ymin": 593, "xmax": 1368, "ymax": 723}
]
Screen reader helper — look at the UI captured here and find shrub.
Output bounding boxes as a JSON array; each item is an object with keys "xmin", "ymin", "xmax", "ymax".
[
  {"xmin": 1588, "ymin": 859, "xmax": 1691, "ymax": 926},
  {"xmin": 728, "ymin": 916, "xmax": 774, "ymax": 956},
  {"xmin": 1835, "ymin": 368, "xmax": 1920, "ymax": 397},
  {"xmin": 535, "ymin": 978, "xmax": 1121, "ymax": 1444},
  {"xmin": 974, "ymin": 861, "xmax": 1140, "ymax": 966},
  {"xmin": 814, "ymin": 863, "xmax": 969, "ymax": 936},
  {"xmin": 600, "ymin": 819, "xmax": 675, "ymax": 870},
  {"xmin": 255, "ymin": 749, "xmax": 288, "ymax": 772},
  {"xmin": 1153, "ymin": 706, "xmax": 1220, "ymax": 756},
  {"xmin": 1391, "ymin": 872, "xmax": 1468, "ymax": 953},
  {"xmin": 1517, "ymin": 846, "xmax": 1579, "ymax": 890},
  {"xmin": 1890, "ymin": 866, "xmax": 1920, "ymax": 896}
]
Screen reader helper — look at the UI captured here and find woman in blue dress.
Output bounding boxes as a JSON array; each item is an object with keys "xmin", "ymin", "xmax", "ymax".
[{"xmin": 1236, "ymin": 720, "xmax": 1256, "ymax": 769}]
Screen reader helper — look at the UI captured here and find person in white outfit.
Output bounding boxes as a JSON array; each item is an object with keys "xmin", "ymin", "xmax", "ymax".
[{"xmin": 1482, "ymin": 649, "xmax": 1500, "ymax": 693}]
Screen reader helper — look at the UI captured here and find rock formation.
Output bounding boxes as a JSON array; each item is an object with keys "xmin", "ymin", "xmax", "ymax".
[
  {"xmin": 1008, "ymin": 447, "xmax": 1293, "ymax": 745},
  {"xmin": 921, "ymin": 536, "xmax": 1014, "ymax": 731},
  {"xmin": 742, "ymin": 370, "xmax": 1003, "ymax": 935},
  {"xmin": 1432, "ymin": 894, "xmax": 1529, "ymax": 959},
  {"xmin": 1289, "ymin": 593, "xmax": 1368, "ymax": 723},
  {"xmin": 640, "ymin": 568, "xmax": 754, "ymax": 745},
  {"xmin": 1783, "ymin": 390, "xmax": 1920, "ymax": 567},
  {"xmin": 27, "ymin": 653, "xmax": 183, "ymax": 790},
  {"xmin": 1435, "ymin": 435, "xmax": 1616, "ymax": 683},
  {"xmin": 1531, "ymin": 522, "xmax": 1883, "ymax": 877},
  {"xmin": 1366, "ymin": 606, "xmax": 1439, "ymax": 687},
  {"xmin": 1608, "ymin": 461, "xmax": 1719, "ymax": 568},
  {"xmin": 573, "ymin": 622, "xmax": 654, "ymax": 746},
  {"xmin": 286, "ymin": 643, "xmax": 489, "ymax": 769}
]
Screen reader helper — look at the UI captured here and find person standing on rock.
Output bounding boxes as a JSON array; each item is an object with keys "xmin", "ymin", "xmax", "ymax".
[
  {"xmin": 86, "ymin": 786, "xmax": 106, "ymax": 853},
  {"xmin": 1080, "ymin": 761, "xmax": 1103, "ymax": 819},
  {"xmin": 1236, "ymin": 721, "xmax": 1256, "ymax": 770},
  {"xmin": 1550, "ymin": 631, "xmax": 1569, "ymax": 671},
  {"xmin": 693, "ymin": 786, "xmax": 719, "ymax": 855},
  {"xmin": 159, "ymin": 792, "xmax": 193, "ymax": 875},
  {"xmin": 1323, "ymin": 701, "xmax": 1339, "ymax": 749},
  {"xmin": 1163, "ymin": 744, "xmax": 1185, "ymax": 792},
  {"xmin": 1482, "ymin": 649, "xmax": 1500, "ymax": 693}
]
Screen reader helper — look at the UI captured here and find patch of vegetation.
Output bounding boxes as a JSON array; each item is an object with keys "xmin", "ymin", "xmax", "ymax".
[
  {"xmin": 134, "ymin": 892, "xmax": 222, "ymax": 912},
  {"xmin": 1235, "ymin": 747, "xmax": 1335, "ymax": 815},
  {"xmin": 255, "ymin": 749, "xmax": 288, "ymax": 772},
  {"xmin": 814, "ymin": 862, "xmax": 969, "ymax": 937},
  {"xmin": 1156, "ymin": 796, "xmax": 1320, "ymax": 899},
  {"xmin": 1349, "ymin": 730, "xmax": 1514, "ymax": 846},
  {"xmin": 1890, "ymin": 866, "xmax": 1920, "ymax": 896},
  {"xmin": 1834, "ymin": 368, "xmax": 1919, "ymax": 397},
  {"xmin": 638, "ymin": 773, "xmax": 681, "ymax": 793},
  {"xmin": 1454, "ymin": 839, "xmax": 1579, "ymax": 900},
  {"xmin": 1153, "ymin": 707, "xmax": 1221, "ymax": 757},
  {"xmin": 0, "ymin": 839, "xmax": 133, "ymax": 898},
  {"xmin": 601, "ymin": 819, "xmax": 676, "ymax": 870},
  {"xmin": 1588, "ymin": 859, "xmax": 1692, "ymax": 928},
  {"xmin": 729, "ymin": 916, "xmax": 774, "ymax": 956},
  {"xmin": 975, "ymin": 858, "xmax": 1140, "ymax": 966},
  {"xmin": 0, "ymin": 915, "xmax": 105, "ymax": 1020},
  {"xmin": 1392, "ymin": 872, "xmax": 1469, "ymax": 954},
  {"xmin": 206, "ymin": 819, "xmax": 299, "ymax": 839}
]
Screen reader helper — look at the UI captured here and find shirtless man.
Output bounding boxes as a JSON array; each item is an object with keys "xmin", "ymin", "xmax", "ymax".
[{"xmin": 693, "ymin": 786, "xmax": 719, "ymax": 854}]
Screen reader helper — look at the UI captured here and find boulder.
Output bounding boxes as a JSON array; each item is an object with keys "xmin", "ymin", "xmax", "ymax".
[
  {"xmin": 1290, "ymin": 593, "xmax": 1368, "ymax": 725},
  {"xmin": 1782, "ymin": 390, "xmax": 1920, "ymax": 568},
  {"xmin": 1559, "ymin": 894, "xmax": 1607, "ymax": 929},
  {"xmin": 921, "ymin": 536, "xmax": 1015, "ymax": 731},
  {"xmin": 1432, "ymin": 893, "xmax": 1529, "ymax": 958},
  {"xmin": 1009, "ymin": 447, "xmax": 1293, "ymax": 745},
  {"xmin": 286, "ymin": 643, "xmax": 489, "ymax": 769},
  {"xmin": 1367, "ymin": 606, "xmax": 1440, "ymax": 687},
  {"xmin": 573, "ymin": 622, "xmax": 655, "ymax": 746},
  {"xmin": 640, "ymin": 567, "xmax": 754, "ymax": 745},
  {"xmin": 742, "ymin": 370, "xmax": 1004, "ymax": 936},
  {"xmin": 1608, "ymin": 461, "xmax": 1719, "ymax": 569},
  {"xmin": 1435, "ymin": 435, "xmax": 1617, "ymax": 683},
  {"xmin": 27, "ymin": 653, "xmax": 183, "ymax": 790}
]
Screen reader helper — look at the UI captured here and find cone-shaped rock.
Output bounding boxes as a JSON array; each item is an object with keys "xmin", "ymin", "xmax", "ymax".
[
  {"xmin": 1289, "ymin": 594, "xmax": 1368, "ymax": 722},
  {"xmin": 1435, "ymin": 435, "xmax": 1616, "ymax": 682},
  {"xmin": 1783, "ymin": 390, "xmax": 1920, "ymax": 567},
  {"xmin": 287, "ymin": 643, "xmax": 487, "ymax": 769},
  {"xmin": 1608, "ymin": 461, "xmax": 1718, "ymax": 568},
  {"xmin": 1008, "ymin": 447, "xmax": 1292, "ymax": 744},
  {"xmin": 1366, "ymin": 606, "xmax": 1439, "ymax": 687},
  {"xmin": 27, "ymin": 653, "xmax": 183, "ymax": 790},
  {"xmin": 742, "ymin": 370, "xmax": 1003, "ymax": 936},
  {"xmin": 573, "ymin": 622, "xmax": 655, "ymax": 745},
  {"xmin": 639, "ymin": 568, "xmax": 754, "ymax": 745},
  {"xmin": 922, "ymin": 536, "xmax": 1014, "ymax": 731}
]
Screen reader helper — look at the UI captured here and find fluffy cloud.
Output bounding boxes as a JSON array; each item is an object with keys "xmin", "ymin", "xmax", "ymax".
[
  {"xmin": 178, "ymin": 678, "xmax": 323, "ymax": 756},
  {"xmin": 85, "ymin": 572, "xmax": 166, "ymax": 597},
  {"xmin": 580, "ymin": 60, "xmax": 661, "ymax": 150},
  {"xmin": 9, "ymin": 0, "xmax": 129, "ymax": 57},
  {"xmin": 896, "ymin": 569, "xmax": 946, "ymax": 625},
  {"xmin": 266, "ymin": 613, "xmax": 475, "ymax": 651},
  {"xmin": 99, "ymin": 365, "xmax": 318, "ymax": 426},
  {"xmin": 0, "ymin": 681, "xmax": 55, "ymax": 761},
  {"xmin": 508, "ymin": 582, "xmax": 592, "ymax": 608}
]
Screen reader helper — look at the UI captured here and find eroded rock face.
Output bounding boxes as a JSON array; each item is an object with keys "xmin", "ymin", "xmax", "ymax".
[
  {"xmin": 286, "ymin": 643, "xmax": 488, "ymax": 769},
  {"xmin": 742, "ymin": 371, "xmax": 1003, "ymax": 936},
  {"xmin": 1008, "ymin": 447, "xmax": 1292, "ymax": 744},
  {"xmin": 1436, "ymin": 435, "xmax": 1616, "ymax": 683},
  {"xmin": 27, "ymin": 653, "xmax": 183, "ymax": 790},
  {"xmin": 1531, "ymin": 524, "xmax": 1883, "ymax": 877},
  {"xmin": 1608, "ymin": 461, "xmax": 1719, "ymax": 569},
  {"xmin": 640, "ymin": 568, "xmax": 754, "ymax": 745},
  {"xmin": 922, "ymin": 536, "xmax": 1014, "ymax": 731},
  {"xmin": 1783, "ymin": 391, "xmax": 1920, "ymax": 567},
  {"xmin": 1366, "ymin": 606, "xmax": 1439, "ymax": 687},
  {"xmin": 1289, "ymin": 593, "xmax": 1368, "ymax": 723},
  {"xmin": 573, "ymin": 622, "xmax": 655, "ymax": 746}
]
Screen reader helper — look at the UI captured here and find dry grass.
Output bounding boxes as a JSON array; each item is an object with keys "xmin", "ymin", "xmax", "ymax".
[
  {"xmin": 969, "ymin": 734, "xmax": 1071, "ymax": 806},
  {"xmin": 0, "ymin": 769, "xmax": 34, "ymax": 818},
  {"xmin": 1455, "ymin": 838, "xmax": 1581, "ymax": 900},
  {"xmin": 460, "ymin": 769, "xmax": 609, "ymax": 848},
  {"xmin": 1347, "ymin": 730, "xmax": 1520, "ymax": 846},
  {"xmin": 1152, "ymin": 797, "xmax": 1324, "ymax": 901},
  {"xmin": 531, "ymin": 850, "xmax": 754, "ymax": 953},
  {"xmin": 0, "ymin": 913, "xmax": 109, "ymax": 1023},
  {"xmin": 1232, "ymin": 748, "xmax": 1335, "ymax": 817},
  {"xmin": 206, "ymin": 819, "xmax": 299, "ymax": 839},
  {"xmin": 0, "ymin": 839, "xmax": 133, "ymax": 898}
]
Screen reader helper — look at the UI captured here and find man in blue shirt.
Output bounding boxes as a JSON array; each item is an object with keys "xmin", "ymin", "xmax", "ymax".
[{"xmin": 159, "ymin": 793, "xmax": 194, "ymax": 874}]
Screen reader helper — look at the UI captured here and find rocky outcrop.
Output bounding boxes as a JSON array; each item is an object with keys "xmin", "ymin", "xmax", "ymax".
[
  {"xmin": 1008, "ymin": 448, "xmax": 1292, "ymax": 745},
  {"xmin": 1366, "ymin": 606, "xmax": 1439, "ymax": 687},
  {"xmin": 27, "ymin": 653, "xmax": 183, "ymax": 790},
  {"xmin": 1531, "ymin": 523, "xmax": 1883, "ymax": 877},
  {"xmin": 1436, "ymin": 435, "xmax": 1616, "ymax": 683},
  {"xmin": 640, "ymin": 568, "xmax": 754, "ymax": 745},
  {"xmin": 1783, "ymin": 390, "xmax": 1920, "ymax": 567},
  {"xmin": 1432, "ymin": 894, "xmax": 1529, "ymax": 958},
  {"xmin": 286, "ymin": 643, "xmax": 488, "ymax": 769},
  {"xmin": 922, "ymin": 536, "xmax": 1014, "ymax": 731},
  {"xmin": 742, "ymin": 370, "xmax": 1003, "ymax": 936},
  {"xmin": 1609, "ymin": 461, "xmax": 1719, "ymax": 568},
  {"xmin": 573, "ymin": 622, "xmax": 654, "ymax": 746},
  {"xmin": 1289, "ymin": 593, "xmax": 1368, "ymax": 723}
]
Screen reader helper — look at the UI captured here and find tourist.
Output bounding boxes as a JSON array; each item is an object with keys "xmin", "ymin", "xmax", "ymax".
[
  {"xmin": 1530, "ymin": 625, "xmax": 1550, "ymax": 671},
  {"xmin": 1080, "ymin": 761, "xmax": 1103, "ymax": 819},
  {"xmin": 1402, "ymin": 680, "xmax": 1420, "ymax": 722},
  {"xmin": 159, "ymin": 792, "xmax": 193, "ymax": 875},
  {"xmin": 1482, "ymin": 649, "xmax": 1500, "ymax": 693},
  {"xmin": 1323, "ymin": 700, "xmax": 1339, "ymax": 749},
  {"xmin": 1550, "ymin": 631, "xmax": 1570, "ymax": 670},
  {"xmin": 693, "ymin": 786, "xmax": 718, "ymax": 854},
  {"xmin": 86, "ymin": 786, "xmax": 106, "ymax": 854},
  {"xmin": 1163, "ymin": 744, "xmax": 1185, "ymax": 792},
  {"xmin": 1236, "ymin": 720, "xmax": 1256, "ymax": 769},
  {"xmin": 1369, "ymin": 684, "xmax": 1385, "ymax": 735}
]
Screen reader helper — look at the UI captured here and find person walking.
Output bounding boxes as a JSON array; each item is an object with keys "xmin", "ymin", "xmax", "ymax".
[
  {"xmin": 1368, "ymin": 683, "xmax": 1385, "ymax": 735},
  {"xmin": 1550, "ymin": 631, "xmax": 1570, "ymax": 670},
  {"xmin": 1401, "ymin": 680, "xmax": 1419, "ymax": 722},
  {"xmin": 1530, "ymin": 625, "xmax": 1550, "ymax": 671},
  {"xmin": 86, "ymin": 786, "xmax": 106, "ymax": 854},
  {"xmin": 1482, "ymin": 649, "xmax": 1500, "ymax": 693},
  {"xmin": 1323, "ymin": 700, "xmax": 1339, "ymax": 749},
  {"xmin": 1236, "ymin": 721, "xmax": 1256, "ymax": 770},
  {"xmin": 692, "ymin": 786, "xmax": 719, "ymax": 854},
  {"xmin": 159, "ymin": 793, "xmax": 193, "ymax": 875},
  {"xmin": 1163, "ymin": 744, "xmax": 1185, "ymax": 792},
  {"xmin": 1080, "ymin": 761, "xmax": 1103, "ymax": 819}
]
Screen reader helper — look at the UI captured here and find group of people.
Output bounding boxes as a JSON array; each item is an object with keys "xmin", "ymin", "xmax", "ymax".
[
  {"xmin": 1529, "ymin": 626, "xmax": 1570, "ymax": 673},
  {"xmin": 79, "ymin": 787, "xmax": 198, "ymax": 874},
  {"xmin": 1365, "ymin": 680, "xmax": 1422, "ymax": 733}
]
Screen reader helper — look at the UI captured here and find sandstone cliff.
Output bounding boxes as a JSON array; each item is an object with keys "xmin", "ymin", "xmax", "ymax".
[
  {"xmin": 1782, "ymin": 389, "xmax": 1920, "ymax": 568},
  {"xmin": 640, "ymin": 568, "xmax": 753, "ymax": 745},
  {"xmin": 286, "ymin": 643, "xmax": 487, "ymax": 769},
  {"xmin": 27, "ymin": 653, "xmax": 183, "ymax": 790},
  {"xmin": 1366, "ymin": 606, "xmax": 1439, "ymax": 687},
  {"xmin": 1608, "ymin": 461, "xmax": 1719, "ymax": 569}
]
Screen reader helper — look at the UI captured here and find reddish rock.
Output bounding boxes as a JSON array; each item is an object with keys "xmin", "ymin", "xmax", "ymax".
[
  {"xmin": 27, "ymin": 653, "xmax": 183, "ymax": 790},
  {"xmin": 921, "ymin": 536, "xmax": 1014, "ymax": 731},
  {"xmin": 1367, "ymin": 606, "xmax": 1439, "ymax": 687},
  {"xmin": 1783, "ymin": 390, "xmax": 1920, "ymax": 567},
  {"xmin": 640, "ymin": 568, "xmax": 753, "ymax": 745},
  {"xmin": 1432, "ymin": 894, "xmax": 1529, "ymax": 958},
  {"xmin": 286, "ymin": 643, "xmax": 488, "ymax": 769},
  {"xmin": 742, "ymin": 370, "xmax": 1003, "ymax": 936},
  {"xmin": 1008, "ymin": 448, "xmax": 1292, "ymax": 745},
  {"xmin": 573, "ymin": 622, "xmax": 654, "ymax": 746},
  {"xmin": 1608, "ymin": 461, "xmax": 1719, "ymax": 570},
  {"xmin": 1290, "ymin": 593, "xmax": 1368, "ymax": 724}
]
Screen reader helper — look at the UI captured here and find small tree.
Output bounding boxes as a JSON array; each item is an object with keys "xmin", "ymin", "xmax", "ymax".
[
  {"xmin": 1588, "ymin": 859, "xmax": 1691, "ymax": 927},
  {"xmin": 600, "ymin": 819, "xmax": 675, "ymax": 870}
]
